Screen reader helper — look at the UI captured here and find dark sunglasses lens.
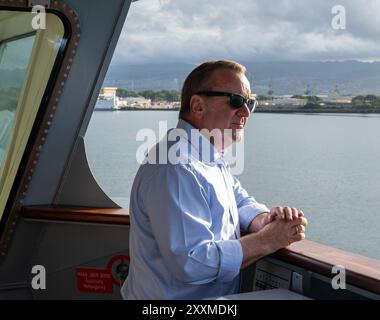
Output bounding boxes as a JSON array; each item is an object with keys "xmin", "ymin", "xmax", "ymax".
[{"xmin": 230, "ymin": 95, "xmax": 244, "ymax": 108}]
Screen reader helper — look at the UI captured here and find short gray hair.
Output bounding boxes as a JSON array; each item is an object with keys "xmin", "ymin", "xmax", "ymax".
[{"xmin": 179, "ymin": 60, "xmax": 246, "ymax": 119}]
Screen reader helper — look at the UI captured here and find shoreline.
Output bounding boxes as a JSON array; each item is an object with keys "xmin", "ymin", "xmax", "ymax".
[
  {"xmin": 95, "ymin": 107, "xmax": 179, "ymax": 111},
  {"xmin": 95, "ymin": 108, "xmax": 380, "ymax": 114}
]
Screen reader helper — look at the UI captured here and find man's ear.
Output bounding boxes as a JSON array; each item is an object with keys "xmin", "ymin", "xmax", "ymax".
[{"xmin": 189, "ymin": 95, "xmax": 205, "ymax": 118}]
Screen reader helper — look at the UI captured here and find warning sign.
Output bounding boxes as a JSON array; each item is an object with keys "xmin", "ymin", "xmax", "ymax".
[{"xmin": 76, "ymin": 267, "xmax": 113, "ymax": 294}]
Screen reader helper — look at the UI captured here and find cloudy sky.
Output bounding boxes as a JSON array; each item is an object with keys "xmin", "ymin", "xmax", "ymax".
[{"xmin": 111, "ymin": 0, "xmax": 380, "ymax": 65}]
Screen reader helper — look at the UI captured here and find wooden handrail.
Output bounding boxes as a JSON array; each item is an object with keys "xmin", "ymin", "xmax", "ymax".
[
  {"xmin": 21, "ymin": 205, "xmax": 130, "ymax": 225},
  {"xmin": 275, "ymin": 240, "xmax": 380, "ymax": 295},
  {"xmin": 21, "ymin": 205, "xmax": 380, "ymax": 295}
]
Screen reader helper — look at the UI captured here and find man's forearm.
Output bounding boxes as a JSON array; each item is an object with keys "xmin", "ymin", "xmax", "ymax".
[
  {"xmin": 239, "ymin": 232, "xmax": 270, "ymax": 269},
  {"xmin": 240, "ymin": 216, "xmax": 308, "ymax": 269}
]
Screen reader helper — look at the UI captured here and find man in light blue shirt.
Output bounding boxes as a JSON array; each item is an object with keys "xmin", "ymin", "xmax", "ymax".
[{"xmin": 122, "ymin": 60, "xmax": 307, "ymax": 300}]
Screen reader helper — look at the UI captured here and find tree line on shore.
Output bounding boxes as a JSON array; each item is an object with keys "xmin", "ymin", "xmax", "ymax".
[
  {"xmin": 292, "ymin": 94, "xmax": 380, "ymax": 109},
  {"xmin": 115, "ymin": 88, "xmax": 380, "ymax": 109},
  {"xmin": 116, "ymin": 89, "xmax": 180, "ymax": 102}
]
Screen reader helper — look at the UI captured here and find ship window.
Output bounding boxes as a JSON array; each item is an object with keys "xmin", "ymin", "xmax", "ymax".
[
  {"xmin": 0, "ymin": 10, "xmax": 65, "ymax": 219},
  {"xmin": 85, "ymin": 1, "xmax": 380, "ymax": 262}
]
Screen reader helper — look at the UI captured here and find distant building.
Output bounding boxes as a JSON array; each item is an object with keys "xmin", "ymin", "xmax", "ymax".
[
  {"xmin": 96, "ymin": 87, "xmax": 118, "ymax": 110},
  {"xmin": 94, "ymin": 98, "xmax": 115, "ymax": 110},
  {"xmin": 321, "ymin": 95, "xmax": 352, "ymax": 104},
  {"xmin": 99, "ymin": 87, "xmax": 118, "ymax": 99},
  {"xmin": 117, "ymin": 97, "xmax": 151, "ymax": 109},
  {"xmin": 152, "ymin": 101, "xmax": 179, "ymax": 109}
]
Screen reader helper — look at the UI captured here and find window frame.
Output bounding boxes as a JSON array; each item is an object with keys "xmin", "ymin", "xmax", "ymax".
[{"xmin": 0, "ymin": 2, "xmax": 81, "ymax": 255}]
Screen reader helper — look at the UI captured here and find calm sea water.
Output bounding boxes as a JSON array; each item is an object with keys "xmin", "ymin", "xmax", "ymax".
[{"xmin": 85, "ymin": 111, "xmax": 380, "ymax": 261}]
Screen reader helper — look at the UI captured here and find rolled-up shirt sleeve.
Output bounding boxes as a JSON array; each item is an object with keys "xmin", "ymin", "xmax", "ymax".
[
  {"xmin": 232, "ymin": 175, "xmax": 270, "ymax": 232},
  {"xmin": 141, "ymin": 164, "xmax": 243, "ymax": 284}
]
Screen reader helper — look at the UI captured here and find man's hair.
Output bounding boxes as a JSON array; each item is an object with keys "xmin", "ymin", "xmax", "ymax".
[{"xmin": 179, "ymin": 60, "xmax": 246, "ymax": 119}]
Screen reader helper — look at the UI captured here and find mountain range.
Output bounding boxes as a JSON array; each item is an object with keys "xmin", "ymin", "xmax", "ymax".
[{"xmin": 104, "ymin": 61, "xmax": 380, "ymax": 96}]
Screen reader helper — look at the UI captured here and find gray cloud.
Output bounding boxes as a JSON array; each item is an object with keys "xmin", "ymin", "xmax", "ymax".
[{"xmin": 111, "ymin": 0, "xmax": 380, "ymax": 65}]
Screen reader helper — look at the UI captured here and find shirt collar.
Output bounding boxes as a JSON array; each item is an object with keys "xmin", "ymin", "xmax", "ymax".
[{"xmin": 176, "ymin": 119, "xmax": 223, "ymax": 164}]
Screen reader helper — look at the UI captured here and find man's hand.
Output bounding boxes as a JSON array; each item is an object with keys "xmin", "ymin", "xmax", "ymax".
[
  {"xmin": 268, "ymin": 206, "xmax": 304, "ymax": 221},
  {"xmin": 240, "ymin": 216, "xmax": 308, "ymax": 268},
  {"xmin": 259, "ymin": 216, "xmax": 308, "ymax": 253},
  {"xmin": 249, "ymin": 206, "xmax": 305, "ymax": 233}
]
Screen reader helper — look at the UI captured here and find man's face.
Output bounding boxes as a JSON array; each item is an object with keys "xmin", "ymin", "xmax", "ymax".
[{"xmin": 198, "ymin": 69, "xmax": 251, "ymax": 149}]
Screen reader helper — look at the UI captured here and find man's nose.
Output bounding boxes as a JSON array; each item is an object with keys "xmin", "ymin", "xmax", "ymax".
[{"xmin": 237, "ymin": 103, "xmax": 250, "ymax": 118}]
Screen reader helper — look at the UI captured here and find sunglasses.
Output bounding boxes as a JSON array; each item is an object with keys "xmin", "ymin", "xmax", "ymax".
[{"xmin": 196, "ymin": 91, "xmax": 257, "ymax": 112}]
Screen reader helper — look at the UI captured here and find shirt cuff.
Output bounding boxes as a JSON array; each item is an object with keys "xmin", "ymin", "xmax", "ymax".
[
  {"xmin": 214, "ymin": 239, "xmax": 243, "ymax": 283},
  {"xmin": 238, "ymin": 204, "xmax": 270, "ymax": 232}
]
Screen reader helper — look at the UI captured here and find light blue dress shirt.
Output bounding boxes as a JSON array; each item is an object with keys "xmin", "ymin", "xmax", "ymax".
[{"xmin": 121, "ymin": 119, "xmax": 269, "ymax": 300}]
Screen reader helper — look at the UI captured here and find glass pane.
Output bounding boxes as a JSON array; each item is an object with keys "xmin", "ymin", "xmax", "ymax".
[
  {"xmin": 0, "ymin": 35, "xmax": 35, "ymax": 164},
  {"xmin": 0, "ymin": 10, "xmax": 65, "ymax": 220}
]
